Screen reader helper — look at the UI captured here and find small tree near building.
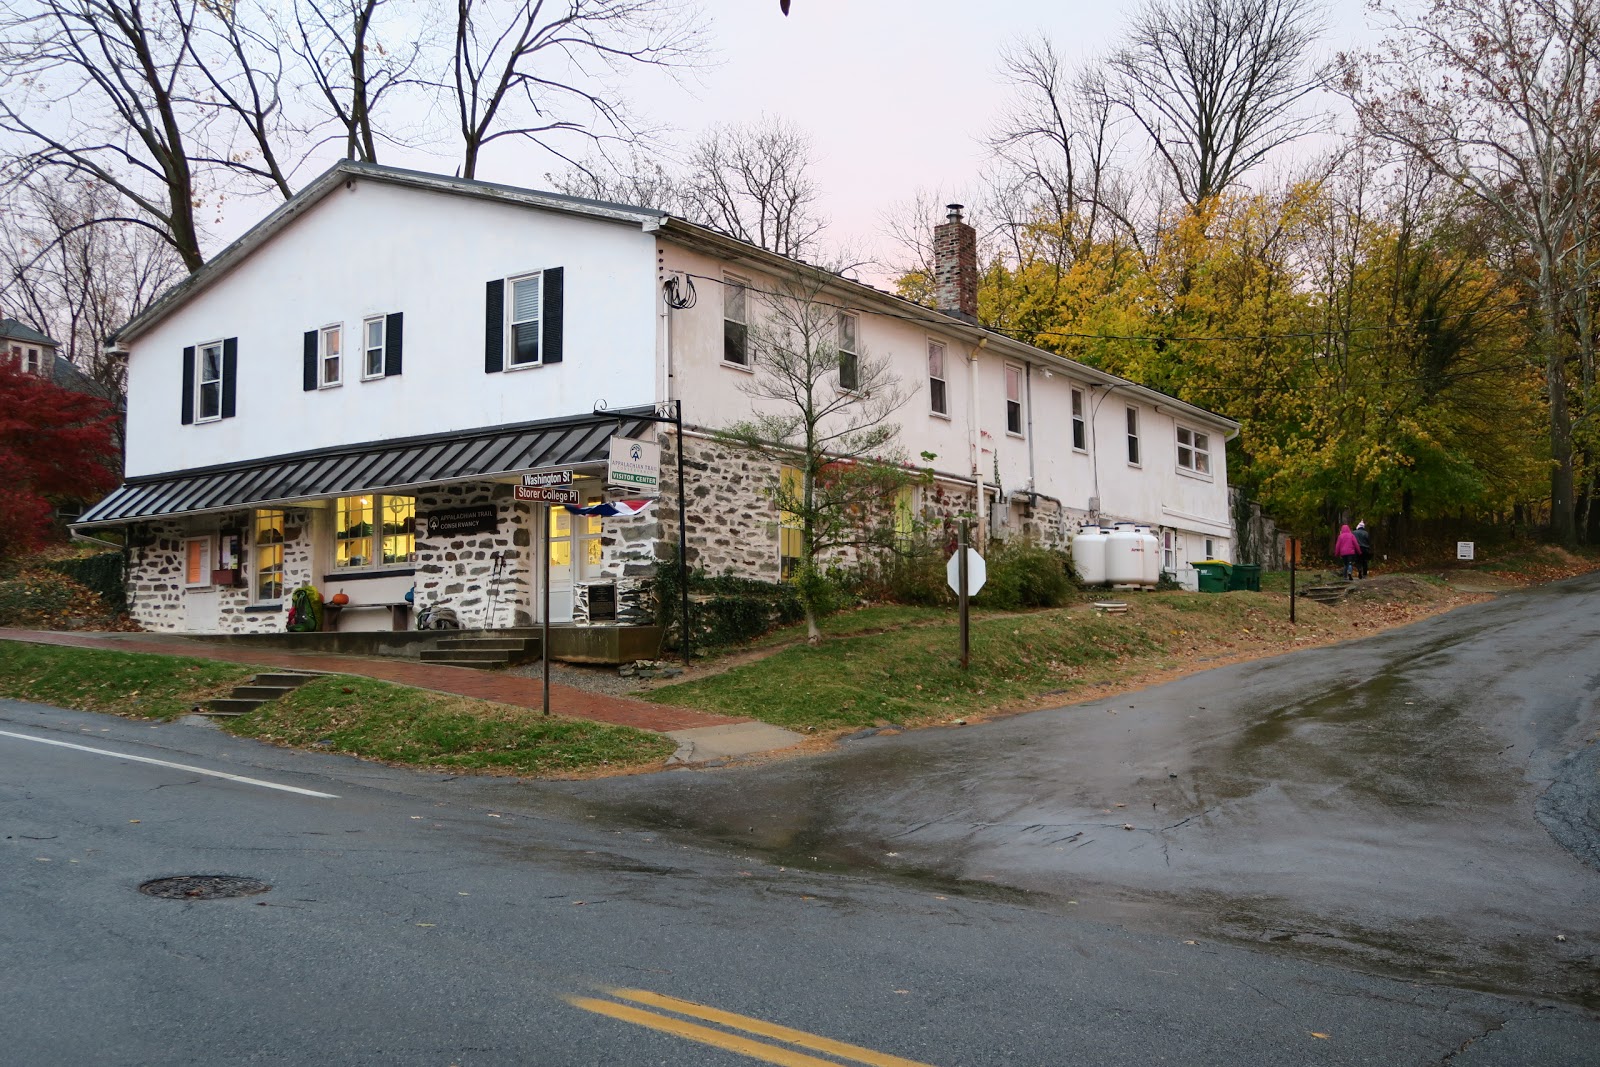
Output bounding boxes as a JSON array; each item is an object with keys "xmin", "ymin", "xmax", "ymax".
[
  {"xmin": 720, "ymin": 271, "xmax": 913, "ymax": 644},
  {"xmin": 0, "ymin": 363, "xmax": 119, "ymax": 562}
]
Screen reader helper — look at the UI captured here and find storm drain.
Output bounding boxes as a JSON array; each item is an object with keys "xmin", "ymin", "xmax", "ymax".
[{"xmin": 138, "ymin": 875, "xmax": 271, "ymax": 900}]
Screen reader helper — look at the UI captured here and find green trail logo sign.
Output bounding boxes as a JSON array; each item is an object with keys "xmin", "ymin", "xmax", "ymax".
[{"xmin": 608, "ymin": 437, "xmax": 660, "ymax": 492}]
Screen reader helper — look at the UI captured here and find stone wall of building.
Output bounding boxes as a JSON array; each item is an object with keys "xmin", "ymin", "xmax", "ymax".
[
  {"xmin": 125, "ymin": 508, "xmax": 314, "ymax": 634},
  {"xmin": 659, "ymin": 431, "xmax": 784, "ymax": 580},
  {"xmin": 413, "ymin": 482, "xmax": 535, "ymax": 629}
]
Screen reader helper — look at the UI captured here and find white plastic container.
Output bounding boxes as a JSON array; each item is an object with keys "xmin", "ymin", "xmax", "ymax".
[
  {"xmin": 1134, "ymin": 525, "xmax": 1161, "ymax": 585},
  {"xmin": 1105, "ymin": 523, "xmax": 1145, "ymax": 586},
  {"xmin": 1072, "ymin": 525, "xmax": 1109, "ymax": 585}
]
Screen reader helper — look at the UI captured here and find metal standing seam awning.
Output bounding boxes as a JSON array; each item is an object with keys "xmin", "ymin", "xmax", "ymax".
[{"xmin": 74, "ymin": 411, "xmax": 657, "ymax": 529}]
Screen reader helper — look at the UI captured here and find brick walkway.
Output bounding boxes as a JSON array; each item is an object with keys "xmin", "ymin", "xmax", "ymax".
[{"xmin": 0, "ymin": 629, "xmax": 742, "ymax": 734}]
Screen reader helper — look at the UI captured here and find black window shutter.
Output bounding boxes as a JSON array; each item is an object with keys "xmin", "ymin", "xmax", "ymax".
[
  {"xmin": 181, "ymin": 346, "xmax": 195, "ymax": 425},
  {"xmin": 221, "ymin": 337, "xmax": 238, "ymax": 418},
  {"xmin": 542, "ymin": 267, "xmax": 564, "ymax": 364},
  {"xmin": 485, "ymin": 279, "xmax": 504, "ymax": 373},
  {"xmin": 384, "ymin": 312, "xmax": 403, "ymax": 376},
  {"xmin": 303, "ymin": 330, "xmax": 317, "ymax": 391}
]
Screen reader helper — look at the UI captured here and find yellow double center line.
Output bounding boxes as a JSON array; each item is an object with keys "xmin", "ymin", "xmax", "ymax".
[{"xmin": 565, "ymin": 986, "xmax": 939, "ymax": 1067}]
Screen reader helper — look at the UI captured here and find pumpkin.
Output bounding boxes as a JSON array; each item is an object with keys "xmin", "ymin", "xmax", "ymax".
[{"xmin": 329, "ymin": 592, "xmax": 350, "ymax": 606}]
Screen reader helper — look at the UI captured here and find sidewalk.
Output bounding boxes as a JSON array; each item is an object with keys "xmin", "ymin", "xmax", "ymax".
[{"xmin": 0, "ymin": 628, "xmax": 741, "ymax": 734}]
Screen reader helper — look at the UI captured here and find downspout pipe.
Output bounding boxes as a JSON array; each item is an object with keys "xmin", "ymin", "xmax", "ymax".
[{"xmin": 966, "ymin": 337, "xmax": 989, "ymax": 546}]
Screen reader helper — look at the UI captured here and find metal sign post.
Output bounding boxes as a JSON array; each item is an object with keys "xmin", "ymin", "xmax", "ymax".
[
  {"xmin": 958, "ymin": 521, "xmax": 970, "ymax": 670},
  {"xmin": 541, "ymin": 503, "xmax": 551, "ymax": 716},
  {"xmin": 1288, "ymin": 537, "xmax": 1298, "ymax": 625}
]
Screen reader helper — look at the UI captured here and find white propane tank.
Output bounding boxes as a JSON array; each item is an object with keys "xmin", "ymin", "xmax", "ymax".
[
  {"xmin": 1072, "ymin": 525, "xmax": 1109, "ymax": 585},
  {"xmin": 1134, "ymin": 525, "xmax": 1161, "ymax": 586},
  {"xmin": 1105, "ymin": 523, "xmax": 1144, "ymax": 586}
]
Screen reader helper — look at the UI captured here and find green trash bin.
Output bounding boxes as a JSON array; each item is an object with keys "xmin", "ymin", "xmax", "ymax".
[
  {"xmin": 1192, "ymin": 560, "xmax": 1231, "ymax": 593},
  {"xmin": 1227, "ymin": 564, "xmax": 1261, "ymax": 592}
]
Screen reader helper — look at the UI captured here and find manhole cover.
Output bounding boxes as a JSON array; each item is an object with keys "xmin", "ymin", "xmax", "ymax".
[{"xmin": 138, "ymin": 875, "xmax": 271, "ymax": 900}]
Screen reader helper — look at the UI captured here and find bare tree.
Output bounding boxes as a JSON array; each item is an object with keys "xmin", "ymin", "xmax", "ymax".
[
  {"xmin": 448, "ymin": 0, "xmax": 706, "ymax": 180},
  {"xmin": 720, "ymin": 270, "xmax": 911, "ymax": 642},
  {"xmin": 679, "ymin": 116, "xmax": 825, "ymax": 259},
  {"xmin": 1344, "ymin": 0, "xmax": 1600, "ymax": 543},
  {"xmin": 544, "ymin": 144, "xmax": 684, "ymax": 208},
  {"xmin": 0, "ymin": 0, "xmax": 303, "ymax": 271},
  {"xmin": 290, "ymin": 0, "xmax": 427, "ymax": 163},
  {"xmin": 1109, "ymin": 0, "xmax": 1327, "ymax": 211},
  {"xmin": 0, "ymin": 177, "xmax": 183, "ymax": 398}
]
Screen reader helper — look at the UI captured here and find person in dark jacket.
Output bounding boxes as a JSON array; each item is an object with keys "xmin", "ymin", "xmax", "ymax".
[
  {"xmin": 1354, "ymin": 521, "xmax": 1372, "ymax": 579},
  {"xmin": 1334, "ymin": 523, "xmax": 1360, "ymax": 580}
]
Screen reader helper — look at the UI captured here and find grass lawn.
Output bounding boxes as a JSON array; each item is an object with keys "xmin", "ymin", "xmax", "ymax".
[
  {"xmin": 649, "ymin": 586, "xmax": 1460, "ymax": 733},
  {"xmin": 0, "ymin": 642, "xmax": 673, "ymax": 777},
  {"xmin": 0, "ymin": 641, "xmax": 259, "ymax": 720},
  {"xmin": 229, "ymin": 676, "xmax": 675, "ymax": 776}
]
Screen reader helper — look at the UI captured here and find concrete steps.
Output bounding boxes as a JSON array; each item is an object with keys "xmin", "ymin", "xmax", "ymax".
[
  {"xmin": 201, "ymin": 672, "xmax": 317, "ymax": 718},
  {"xmin": 417, "ymin": 635, "xmax": 542, "ymax": 671},
  {"xmin": 1298, "ymin": 581, "xmax": 1354, "ymax": 605}
]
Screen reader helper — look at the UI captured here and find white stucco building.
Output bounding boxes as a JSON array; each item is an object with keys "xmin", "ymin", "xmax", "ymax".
[{"xmin": 75, "ymin": 162, "xmax": 1238, "ymax": 637}]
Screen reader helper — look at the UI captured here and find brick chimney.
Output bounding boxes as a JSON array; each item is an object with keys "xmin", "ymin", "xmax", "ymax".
[{"xmin": 933, "ymin": 204, "xmax": 977, "ymax": 321}]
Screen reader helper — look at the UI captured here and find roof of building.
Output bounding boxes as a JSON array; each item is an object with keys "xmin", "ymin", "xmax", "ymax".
[
  {"xmin": 74, "ymin": 407, "xmax": 656, "ymax": 528},
  {"xmin": 111, "ymin": 160, "xmax": 1238, "ymax": 435},
  {"xmin": 0, "ymin": 317, "xmax": 59, "ymax": 346}
]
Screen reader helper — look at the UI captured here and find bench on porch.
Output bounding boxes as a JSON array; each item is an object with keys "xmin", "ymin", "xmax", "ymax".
[{"xmin": 323, "ymin": 600, "xmax": 412, "ymax": 632}]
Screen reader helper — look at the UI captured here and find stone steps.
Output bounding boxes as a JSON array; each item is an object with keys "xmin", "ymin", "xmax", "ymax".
[
  {"xmin": 200, "ymin": 672, "xmax": 317, "ymax": 718},
  {"xmin": 1298, "ymin": 582, "xmax": 1353, "ymax": 605},
  {"xmin": 417, "ymin": 635, "xmax": 542, "ymax": 670}
]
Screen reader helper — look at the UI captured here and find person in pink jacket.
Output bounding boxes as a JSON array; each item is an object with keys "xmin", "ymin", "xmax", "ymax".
[{"xmin": 1334, "ymin": 523, "xmax": 1361, "ymax": 580}]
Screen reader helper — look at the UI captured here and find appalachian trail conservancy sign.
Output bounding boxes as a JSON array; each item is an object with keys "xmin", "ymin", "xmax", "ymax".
[
  {"xmin": 608, "ymin": 437, "xmax": 660, "ymax": 492},
  {"xmin": 426, "ymin": 505, "xmax": 498, "ymax": 537}
]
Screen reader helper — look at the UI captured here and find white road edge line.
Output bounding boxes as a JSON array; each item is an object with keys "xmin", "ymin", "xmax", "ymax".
[{"xmin": 0, "ymin": 729, "xmax": 340, "ymax": 799}]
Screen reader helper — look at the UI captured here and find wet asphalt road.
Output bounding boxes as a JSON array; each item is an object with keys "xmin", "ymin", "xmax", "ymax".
[{"xmin": 563, "ymin": 572, "xmax": 1600, "ymax": 1011}]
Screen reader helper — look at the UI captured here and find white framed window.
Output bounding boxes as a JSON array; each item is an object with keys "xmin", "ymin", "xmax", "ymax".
[
  {"xmin": 1163, "ymin": 529, "xmax": 1176, "ymax": 572},
  {"xmin": 197, "ymin": 340, "xmax": 224, "ymax": 421},
  {"xmin": 25, "ymin": 347, "xmax": 41, "ymax": 374},
  {"xmin": 319, "ymin": 324, "xmax": 342, "ymax": 387},
  {"xmin": 837, "ymin": 311, "xmax": 859, "ymax": 391},
  {"xmin": 183, "ymin": 537, "xmax": 212, "ymax": 587},
  {"xmin": 1205, "ymin": 538, "xmax": 1216, "ymax": 559},
  {"xmin": 508, "ymin": 272, "xmax": 543, "ymax": 367},
  {"xmin": 778, "ymin": 465, "xmax": 803, "ymax": 581},
  {"xmin": 1125, "ymin": 406, "xmax": 1141, "ymax": 465},
  {"xmin": 253, "ymin": 509, "xmax": 285, "ymax": 602},
  {"xmin": 928, "ymin": 341, "xmax": 948, "ymax": 416},
  {"xmin": 334, "ymin": 494, "xmax": 416, "ymax": 570},
  {"xmin": 1005, "ymin": 364, "xmax": 1024, "ymax": 436},
  {"xmin": 723, "ymin": 276, "xmax": 749, "ymax": 367},
  {"xmin": 363, "ymin": 317, "xmax": 386, "ymax": 379},
  {"xmin": 1070, "ymin": 388, "xmax": 1087, "ymax": 451},
  {"xmin": 1177, "ymin": 426, "xmax": 1211, "ymax": 475}
]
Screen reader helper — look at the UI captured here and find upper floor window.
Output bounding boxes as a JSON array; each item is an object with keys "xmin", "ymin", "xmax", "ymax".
[
  {"xmin": 837, "ymin": 311, "xmax": 859, "ymax": 391},
  {"xmin": 1005, "ymin": 364, "xmax": 1024, "ymax": 436},
  {"xmin": 363, "ymin": 317, "xmax": 386, "ymax": 379},
  {"xmin": 334, "ymin": 494, "xmax": 415, "ymax": 570},
  {"xmin": 254, "ymin": 509, "xmax": 285, "ymax": 602},
  {"xmin": 724, "ymin": 276, "xmax": 749, "ymax": 366},
  {"xmin": 508, "ymin": 272, "xmax": 543, "ymax": 367},
  {"xmin": 198, "ymin": 341, "xmax": 224, "ymax": 421},
  {"xmin": 1126, "ymin": 406, "xmax": 1141, "ymax": 465},
  {"xmin": 1070, "ymin": 388, "xmax": 1087, "ymax": 451},
  {"xmin": 25, "ymin": 347, "xmax": 41, "ymax": 374},
  {"xmin": 1177, "ymin": 426, "xmax": 1211, "ymax": 475},
  {"xmin": 928, "ymin": 341, "xmax": 948, "ymax": 415},
  {"xmin": 6, "ymin": 344, "xmax": 18, "ymax": 368},
  {"xmin": 319, "ymin": 325, "xmax": 342, "ymax": 387}
]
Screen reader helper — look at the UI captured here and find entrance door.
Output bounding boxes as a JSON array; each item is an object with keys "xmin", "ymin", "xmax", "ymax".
[{"xmin": 545, "ymin": 487, "xmax": 605, "ymax": 622}]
